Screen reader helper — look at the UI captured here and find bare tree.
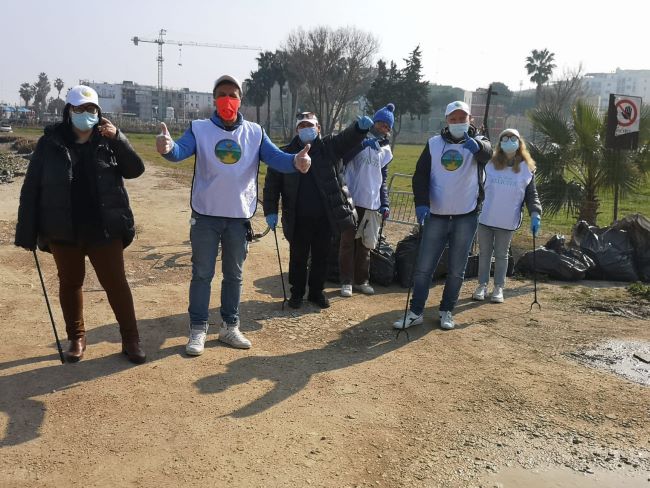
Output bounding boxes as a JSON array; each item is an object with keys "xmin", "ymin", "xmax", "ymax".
[
  {"xmin": 539, "ymin": 64, "xmax": 587, "ymax": 115},
  {"xmin": 284, "ymin": 26, "xmax": 378, "ymax": 134}
]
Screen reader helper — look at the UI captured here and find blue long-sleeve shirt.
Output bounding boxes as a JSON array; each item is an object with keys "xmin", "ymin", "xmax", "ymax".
[{"xmin": 163, "ymin": 112, "xmax": 296, "ymax": 173}]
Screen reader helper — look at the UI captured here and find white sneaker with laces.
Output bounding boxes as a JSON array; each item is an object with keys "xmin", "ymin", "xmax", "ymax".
[
  {"xmin": 472, "ymin": 284, "xmax": 488, "ymax": 301},
  {"xmin": 341, "ymin": 284, "xmax": 353, "ymax": 297},
  {"xmin": 393, "ymin": 310, "xmax": 423, "ymax": 329},
  {"xmin": 439, "ymin": 311, "xmax": 455, "ymax": 330},
  {"xmin": 186, "ymin": 326, "xmax": 207, "ymax": 356},
  {"xmin": 218, "ymin": 322, "xmax": 252, "ymax": 349},
  {"xmin": 491, "ymin": 286, "xmax": 504, "ymax": 303},
  {"xmin": 354, "ymin": 282, "xmax": 375, "ymax": 295}
]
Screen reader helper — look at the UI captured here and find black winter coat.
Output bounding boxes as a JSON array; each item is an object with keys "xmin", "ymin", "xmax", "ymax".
[
  {"xmin": 15, "ymin": 123, "xmax": 144, "ymax": 252},
  {"xmin": 263, "ymin": 122, "xmax": 367, "ymax": 242}
]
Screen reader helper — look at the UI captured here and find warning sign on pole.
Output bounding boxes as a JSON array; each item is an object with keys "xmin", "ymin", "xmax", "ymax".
[{"xmin": 606, "ymin": 94, "xmax": 642, "ymax": 150}]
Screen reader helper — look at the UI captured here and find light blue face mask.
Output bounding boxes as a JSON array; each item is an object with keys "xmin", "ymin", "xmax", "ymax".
[
  {"xmin": 501, "ymin": 139, "xmax": 520, "ymax": 154},
  {"xmin": 298, "ymin": 126, "xmax": 318, "ymax": 144},
  {"xmin": 448, "ymin": 122, "xmax": 469, "ymax": 139},
  {"xmin": 71, "ymin": 112, "xmax": 99, "ymax": 131}
]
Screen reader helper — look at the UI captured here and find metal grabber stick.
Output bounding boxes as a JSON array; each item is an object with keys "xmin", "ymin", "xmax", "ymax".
[
  {"xmin": 272, "ymin": 228, "xmax": 288, "ymax": 310},
  {"xmin": 529, "ymin": 232, "xmax": 541, "ymax": 311},
  {"xmin": 32, "ymin": 250, "xmax": 65, "ymax": 363},
  {"xmin": 397, "ymin": 223, "xmax": 424, "ymax": 341}
]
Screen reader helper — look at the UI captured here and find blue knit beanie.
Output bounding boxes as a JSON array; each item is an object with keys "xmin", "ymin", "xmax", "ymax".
[{"xmin": 373, "ymin": 103, "xmax": 395, "ymax": 129}]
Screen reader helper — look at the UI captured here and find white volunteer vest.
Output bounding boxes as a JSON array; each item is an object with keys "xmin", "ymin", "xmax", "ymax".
[
  {"xmin": 479, "ymin": 161, "xmax": 533, "ymax": 230},
  {"xmin": 191, "ymin": 119, "xmax": 263, "ymax": 218},
  {"xmin": 428, "ymin": 135, "xmax": 479, "ymax": 215},
  {"xmin": 345, "ymin": 144, "xmax": 393, "ymax": 210}
]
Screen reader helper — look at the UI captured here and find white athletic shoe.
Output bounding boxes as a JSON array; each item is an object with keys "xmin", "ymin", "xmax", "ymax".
[
  {"xmin": 491, "ymin": 286, "xmax": 504, "ymax": 303},
  {"xmin": 341, "ymin": 284, "xmax": 353, "ymax": 297},
  {"xmin": 472, "ymin": 284, "xmax": 488, "ymax": 301},
  {"xmin": 218, "ymin": 322, "xmax": 252, "ymax": 349},
  {"xmin": 393, "ymin": 310, "xmax": 423, "ymax": 329},
  {"xmin": 354, "ymin": 282, "xmax": 375, "ymax": 295},
  {"xmin": 439, "ymin": 311, "xmax": 455, "ymax": 330},
  {"xmin": 186, "ymin": 327, "xmax": 207, "ymax": 356}
]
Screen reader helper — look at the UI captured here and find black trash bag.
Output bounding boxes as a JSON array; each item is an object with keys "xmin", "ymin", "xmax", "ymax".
[
  {"xmin": 395, "ymin": 228, "xmax": 420, "ymax": 288},
  {"xmin": 572, "ymin": 221, "xmax": 639, "ymax": 282},
  {"xmin": 611, "ymin": 214, "xmax": 650, "ymax": 282},
  {"xmin": 515, "ymin": 246, "xmax": 591, "ymax": 281},
  {"xmin": 369, "ymin": 236, "xmax": 396, "ymax": 286}
]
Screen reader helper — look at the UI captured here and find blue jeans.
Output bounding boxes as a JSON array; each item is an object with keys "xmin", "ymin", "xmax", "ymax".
[
  {"xmin": 477, "ymin": 224, "xmax": 514, "ymax": 287},
  {"xmin": 188, "ymin": 212, "xmax": 249, "ymax": 330},
  {"xmin": 410, "ymin": 212, "xmax": 478, "ymax": 314}
]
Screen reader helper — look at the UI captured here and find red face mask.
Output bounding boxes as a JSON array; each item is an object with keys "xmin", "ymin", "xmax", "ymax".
[{"xmin": 215, "ymin": 96, "xmax": 241, "ymax": 121}]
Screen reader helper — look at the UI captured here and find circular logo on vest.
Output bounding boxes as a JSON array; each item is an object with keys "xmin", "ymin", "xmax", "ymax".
[
  {"xmin": 441, "ymin": 149, "xmax": 464, "ymax": 171},
  {"xmin": 215, "ymin": 139, "xmax": 242, "ymax": 164}
]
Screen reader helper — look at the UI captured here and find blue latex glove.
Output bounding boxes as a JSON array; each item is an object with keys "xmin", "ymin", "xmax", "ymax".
[
  {"xmin": 462, "ymin": 131, "xmax": 480, "ymax": 154},
  {"xmin": 362, "ymin": 137, "xmax": 381, "ymax": 151},
  {"xmin": 415, "ymin": 206, "xmax": 429, "ymax": 225},
  {"xmin": 357, "ymin": 115, "xmax": 374, "ymax": 131},
  {"xmin": 266, "ymin": 214, "xmax": 278, "ymax": 230},
  {"xmin": 378, "ymin": 205, "xmax": 390, "ymax": 220},
  {"xmin": 530, "ymin": 212, "xmax": 541, "ymax": 236}
]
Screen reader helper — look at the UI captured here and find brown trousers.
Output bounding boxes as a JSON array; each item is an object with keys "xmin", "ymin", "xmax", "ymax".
[
  {"xmin": 339, "ymin": 206, "xmax": 371, "ymax": 285},
  {"xmin": 50, "ymin": 239, "xmax": 139, "ymax": 342}
]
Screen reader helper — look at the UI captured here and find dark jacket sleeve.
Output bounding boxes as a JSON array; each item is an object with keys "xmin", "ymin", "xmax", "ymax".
[
  {"xmin": 524, "ymin": 173, "xmax": 542, "ymax": 216},
  {"xmin": 330, "ymin": 122, "xmax": 368, "ymax": 161},
  {"xmin": 263, "ymin": 167, "xmax": 283, "ymax": 216},
  {"xmin": 380, "ymin": 164, "xmax": 390, "ymax": 208},
  {"xmin": 412, "ymin": 143, "xmax": 432, "ymax": 208},
  {"xmin": 14, "ymin": 138, "xmax": 46, "ymax": 250},
  {"xmin": 474, "ymin": 135, "xmax": 493, "ymax": 165},
  {"xmin": 109, "ymin": 130, "xmax": 145, "ymax": 179}
]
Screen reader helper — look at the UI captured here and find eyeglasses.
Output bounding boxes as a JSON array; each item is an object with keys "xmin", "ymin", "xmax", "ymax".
[
  {"xmin": 71, "ymin": 104, "xmax": 99, "ymax": 115},
  {"xmin": 296, "ymin": 112, "xmax": 316, "ymax": 121},
  {"xmin": 500, "ymin": 135, "xmax": 519, "ymax": 143}
]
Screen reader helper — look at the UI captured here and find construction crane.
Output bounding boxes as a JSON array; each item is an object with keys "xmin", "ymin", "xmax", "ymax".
[{"xmin": 132, "ymin": 29, "xmax": 261, "ymax": 116}]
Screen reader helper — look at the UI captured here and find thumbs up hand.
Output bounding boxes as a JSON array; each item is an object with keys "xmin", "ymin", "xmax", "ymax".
[
  {"xmin": 462, "ymin": 131, "xmax": 480, "ymax": 154},
  {"xmin": 294, "ymin": 143, "xmax": 311, "ymax": 173},
  {"xmin": 156, "ymin": 122, "xmax": 174, "ymax": 155}
]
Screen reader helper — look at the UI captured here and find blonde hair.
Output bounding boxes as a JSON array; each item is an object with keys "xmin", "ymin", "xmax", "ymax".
[{"xmin": 492, "ymin": 134, "xmax": 536, "ymax": 173}]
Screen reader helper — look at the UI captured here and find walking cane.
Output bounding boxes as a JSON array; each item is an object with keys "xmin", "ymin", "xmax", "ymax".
[
  {"xmin": 32, "ymin": 250, "xmax": 65, "ymax": 363},
  {"xmin": 396, "ymin": 223, "xmax": 423, "ymax": 341},
  {"xmin": 272, "ymin": 228, "xmax": 288, "ymax": 310},
  {"xmin": 529, "ymin": 232, "xmax": 541, "ymax": 311}
]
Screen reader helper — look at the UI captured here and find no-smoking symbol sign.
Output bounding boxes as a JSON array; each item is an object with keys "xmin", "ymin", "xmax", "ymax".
[{"xmin": 616, "ymin": 99, "xmax": 638, "ymax": 127}]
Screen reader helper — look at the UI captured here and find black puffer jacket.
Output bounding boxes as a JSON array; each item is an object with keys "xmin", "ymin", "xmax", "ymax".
[
  {"xmin": 15, "ymin": 123, "xmax": 144, "ymax": 251},
  {"xmin": 263, "ymin": 122, "xmax": 367, "ymax": 241}
]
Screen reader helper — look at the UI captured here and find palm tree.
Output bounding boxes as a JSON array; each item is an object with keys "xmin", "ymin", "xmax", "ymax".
[
  {"xmin": 273, "ymin": 50, "xmax": 289, "ymax": 141},
  {"xmin": 530, "ymin": 100, "xmax": 650, "ymax": 225},
  {"xmin": 54, "ymin": 78, "xmax": 64, "ymax": 99},
  {"xmin": 19, "ymin": 83, "xmax": 35, "ymax": 107},
  {"xmin": 525, "ymin": 48, "xmax": 556, "ymax": 105},
  {"xmin": 243, "ymin": 71, "xmax": 267, "ymax": 124}
]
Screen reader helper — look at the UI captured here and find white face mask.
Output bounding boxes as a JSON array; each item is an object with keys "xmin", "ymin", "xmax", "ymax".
[{"xmin": 448, "ymin": 122, "xmax": 469, "ymax": 139}]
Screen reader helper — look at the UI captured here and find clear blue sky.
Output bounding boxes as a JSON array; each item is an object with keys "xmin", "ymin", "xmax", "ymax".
[{"xmin": 1, "ymin": 0, "xmax": 646, "ymax": 105}]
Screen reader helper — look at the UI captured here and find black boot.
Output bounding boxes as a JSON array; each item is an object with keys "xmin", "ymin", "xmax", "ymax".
[
  {"xmin": 308, "ymin": 292, "xmax": 330, "ymax": 309},
  {"xmin": 288, "ymin": 295, "xmax": 303, "ymax": 309}
]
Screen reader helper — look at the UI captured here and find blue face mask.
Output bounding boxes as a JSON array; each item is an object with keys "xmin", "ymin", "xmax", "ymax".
[
  {"xmin": 448, "ymin": 122, "xmax": 469, "ymax": 139},
  {"xmin": 298, "ymin": 126, "xmax": 318, "ymax": 144},
  {"xmin": 71, "ymin": 111, "xmax": 99, "ymax": 131},
  {"xmin": 501, "ymin": 139, "xmax": 520, "ymax": 154}
]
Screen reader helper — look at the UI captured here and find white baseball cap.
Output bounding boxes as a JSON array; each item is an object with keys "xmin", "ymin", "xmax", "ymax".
[
  {"xmin": 295, "ymin": 112, "xmax": 319, "ymax": 128},
  {"xmin": 214, "ymin": 75, "xmax": 242, "ymax": 94},
  {"xmin": 445, "ymin": 100, "xmax": 470, "ymax": 116},
  {"xmin": 66, "ymin": 85, "xmax": 99, "ymax": 107},
  {"xmin": 499, "ymin": 128, "xmax": 521, "ymax": 139}
]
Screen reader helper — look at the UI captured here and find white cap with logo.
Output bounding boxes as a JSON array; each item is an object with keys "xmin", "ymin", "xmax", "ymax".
[
  {"xmin": 445, "ymin": 100, "xmax": 470, "ymax": 116},
  {"xmin": 66, "ymin": 85, "xmax": 99, "ymax": 107},
  {"xmin": 295, "ymin": 112, "xmax": 319, "ymax": 128}
]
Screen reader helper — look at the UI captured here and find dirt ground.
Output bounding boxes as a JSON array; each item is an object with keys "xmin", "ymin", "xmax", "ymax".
[{"xmin": 1, "ymin": 157, "xmax": 649, "ymax": 488}]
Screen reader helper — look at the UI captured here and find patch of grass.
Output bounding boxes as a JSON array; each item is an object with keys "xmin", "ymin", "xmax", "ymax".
[{"xmin": 627, "ymin": 282, "xmax": 650, "ymax": 301}]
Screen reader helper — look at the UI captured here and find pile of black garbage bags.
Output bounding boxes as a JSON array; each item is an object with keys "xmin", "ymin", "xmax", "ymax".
[{"xmin": 515, "ymin": 213, "xmax": 650, "ymax": 282}]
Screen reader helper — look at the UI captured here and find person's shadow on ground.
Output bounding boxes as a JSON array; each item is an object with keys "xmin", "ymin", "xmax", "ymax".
[{"xmin": 195, "ymin": 309, "xmax": 431, "ymax": 418}]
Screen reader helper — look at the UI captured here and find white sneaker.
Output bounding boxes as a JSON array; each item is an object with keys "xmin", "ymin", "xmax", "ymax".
[
  {"xmin": 393, "ymin": 310, "xmax": 423, "ymax": 329},
  {"xmin": 218, "ymin": 322, "xmax": 251, "ymax": 349},
  {"xmin": 341, "ymin": 284, "xmax": 353, "ymax": 297},
  {"xmin": 491, "ymin": 286, "xmax": 504, "ymax": 303},
  {"xmin": 439, "ymin": 311, "xmax": 455, "ymax": 330},
  {"xmin": 472, "ymin": 284, "xmax": 488, "ymax": 301},
  {"xmin": 186, "ymin": 327, "xmax": 207, "ymax": 356},
  {"xmin": 354, "ymin": 282, "xmax": 375, "ymax": 295}
]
